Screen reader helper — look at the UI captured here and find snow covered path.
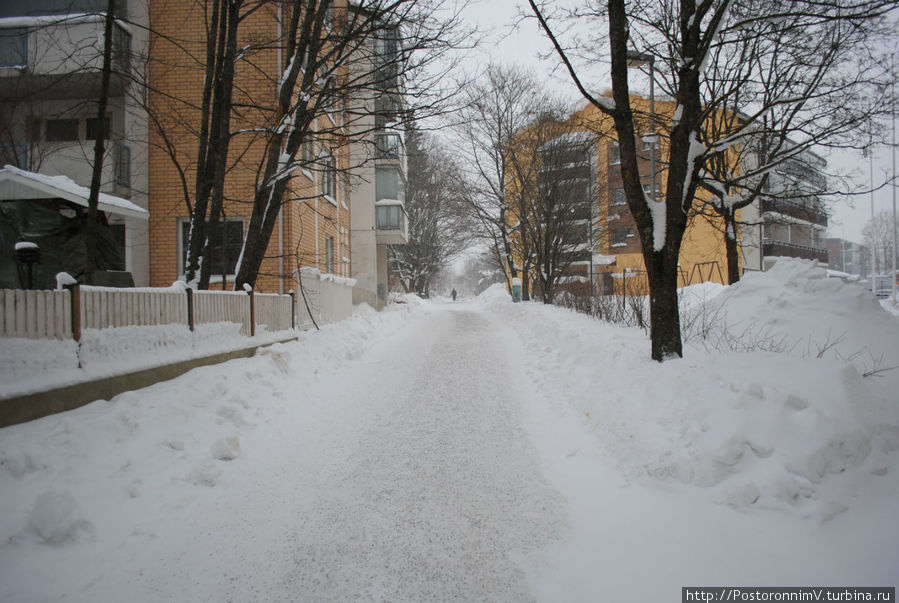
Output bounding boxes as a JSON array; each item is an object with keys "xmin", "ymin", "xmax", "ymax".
[
  {"xmin": 3, "ymin": 266, "xmax": 898, "ymax": 602},
  {"xmin": 275, "ymin": 307, "xmax": 561, "ymax": 600},
  {"xmin": 1, "ymin": 302, "xmax": 563, "ymax": 601}
]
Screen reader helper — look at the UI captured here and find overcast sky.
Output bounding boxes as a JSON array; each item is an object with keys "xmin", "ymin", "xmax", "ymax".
[{"xmin": 456, "ymin": 0, "xmax": 894, "ymax": 245}]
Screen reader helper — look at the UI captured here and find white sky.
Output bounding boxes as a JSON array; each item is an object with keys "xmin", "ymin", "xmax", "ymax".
[{"xmin": 457, "ymin": 0, "xmax": 896, "ymax": 245}]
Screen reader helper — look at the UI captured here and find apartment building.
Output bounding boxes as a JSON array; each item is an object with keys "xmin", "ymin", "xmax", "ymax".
[
  {"xmin": 348, "ymin": 23, "xmax": 407, "ymax": 308},
  {"xmin": 0, "ymin": 0, "xmax": 150, "ymax": 286},
  {"xmin": 146, "ymin": 1, "xmax": 353, "ymax": 294},
  {"xmin": 570, "ymin": 97, "xmax": 732, "ymax": 293},
  {"xmin": 825, "ymin": 237, "xmax": 869, "ymax": 276},
  {"xmin": 739, "ymin": 149, "xmax": 829, "ymax": 273},
  {"xmin": 524, "ymin": 97, "xmax": 831, "ymax": 294}
]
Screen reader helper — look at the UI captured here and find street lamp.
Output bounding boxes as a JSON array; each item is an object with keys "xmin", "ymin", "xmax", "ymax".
[
  {"xmin": 626, "ymin": 50, "xmax": 657, "ymax": 203},
  {"xmin": 14, "ymin": 241, "xmax": 41, "ymax": 289}
]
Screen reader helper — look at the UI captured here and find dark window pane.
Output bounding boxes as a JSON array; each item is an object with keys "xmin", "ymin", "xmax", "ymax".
[
  {"xmin": 46, "ymin": 118, "xmax": 79, "ymax": 142},
  {"xmin": 181, "ymin": 220, "xmax": 243, "ymax": 276},
  {"xmin": 86, "ymin": 117, "xmax": 110, "ymax": 140},
  {"xmin": 0, "ymin": 27, "xmax": 26, "ymax": 68},
  {"xmin": 115, "ymin": 143, "xmax": 130, "ymax": 186},
  {"xmin": 113, "ymin": 24, "xmax": 130, "ymax": 73}
]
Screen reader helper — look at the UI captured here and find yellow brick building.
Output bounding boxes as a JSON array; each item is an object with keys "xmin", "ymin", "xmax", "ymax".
[
  {"xmin": 147, "ymin": 1, "xmax": 351, "ymax": 293},
  {"xmin": 574, "ymin": 97, "xmax": 733, "ymax": 294}
]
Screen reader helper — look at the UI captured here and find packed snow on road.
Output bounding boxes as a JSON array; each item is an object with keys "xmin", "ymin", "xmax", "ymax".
[{"xmin": 1, "ymin": 259, "xmax": 897, "ymax": 601}]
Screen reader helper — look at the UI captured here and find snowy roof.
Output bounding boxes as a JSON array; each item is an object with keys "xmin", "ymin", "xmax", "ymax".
[{"xmin": 0, "ymin": 165, "xmax": 148, "ymax": 220}]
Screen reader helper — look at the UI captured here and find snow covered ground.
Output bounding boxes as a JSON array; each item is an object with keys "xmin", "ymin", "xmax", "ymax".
[{"xmin": 0, "ymin": 259, "xmax": 897, "ymax": 601}]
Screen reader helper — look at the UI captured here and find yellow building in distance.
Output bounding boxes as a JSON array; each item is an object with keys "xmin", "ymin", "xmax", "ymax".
[{"xmin": 549, "ymin": 96, "xmax": 735, "ymax": 295}]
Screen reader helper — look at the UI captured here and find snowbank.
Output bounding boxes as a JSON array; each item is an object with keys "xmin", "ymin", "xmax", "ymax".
[
  {"xmin": 0, "ymin": 301, "xmax": 422, "ymax": 600},
  {"xmin": 481, "ymin": 259, "xmax": 899, "ymax": 521},
  {"xmin": 0, "ymin": 323, "xmax": 297, "ymax": 399}
]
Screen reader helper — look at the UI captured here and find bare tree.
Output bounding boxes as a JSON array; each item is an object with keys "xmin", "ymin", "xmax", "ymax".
[
  {"xmin": 232, "ymin": 0, "xmax": 471, "ymax": 290},
  {"xmin": 864, "ymin": 210, "xmax": 897, "ymax": 277},
  {"xmin": 454, "ymin": 64, "xmax": 549, "ymax": 301},
  {"xmin": 509, "ymin": 115, "xmax": 598, "ymax": 303},
  {"xmin": 530, "ymin": 0, "xmax": 897, "ymax": 361},
  {"xmin": 83, "ymin": 0, "xmax": 118, "ymax": 283},
  {"xmin": 389, "ymin": 129, "xmax": 471, "ymax": 297},
  {"xmin": 689, "ymin": 0, "xmax": 894, "ymax": 284}
]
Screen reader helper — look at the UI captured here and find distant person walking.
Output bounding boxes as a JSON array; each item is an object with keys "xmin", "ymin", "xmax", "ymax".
[{"xmin": 451, "ymin": 288, "xmax": 457, "ymax": 302}]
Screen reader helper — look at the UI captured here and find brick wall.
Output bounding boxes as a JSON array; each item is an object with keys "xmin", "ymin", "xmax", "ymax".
[{"xmin": 147, "ymin": 1, "xmax": 351, "ymax": 293}]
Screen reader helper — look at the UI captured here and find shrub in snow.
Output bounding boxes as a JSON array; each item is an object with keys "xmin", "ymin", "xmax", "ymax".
[{"xmin": 30, "ymin": 490, "xmax": 91, "ymax": 544}]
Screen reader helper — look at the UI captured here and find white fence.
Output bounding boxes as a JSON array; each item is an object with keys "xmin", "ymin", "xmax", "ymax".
[
  {"xmin": 0, "ymin": 285, "xmax": 295, "ymax": 341},
  {"xmin": 1, "ymin": 289, "xmax": 71, "ymax": 340},
  {"xmin": 80, "ymin": 287, "xmax": 188, "ymax": 331},
  {"xmin": 193, "ymin": 290, "xmax": 252, "ymax": 335},
  {"xmin": 297, "ymin": 268, "xmax": 356, "ymax": 327}
]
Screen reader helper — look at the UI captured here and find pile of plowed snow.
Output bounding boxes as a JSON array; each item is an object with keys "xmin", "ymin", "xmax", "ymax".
[{"xmin": 481, "ymin": 259, "xmax": 899, "ymax": 521}]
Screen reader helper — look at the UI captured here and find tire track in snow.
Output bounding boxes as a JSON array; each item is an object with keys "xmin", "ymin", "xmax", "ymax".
[{"xmin": 280, "ymin": 307, "xmax": 563, "ymax": 601}]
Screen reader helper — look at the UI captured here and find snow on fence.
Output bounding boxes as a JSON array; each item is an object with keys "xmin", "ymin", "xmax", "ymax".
[
  {"xmin": 1, "ymin": 288, "xmax": 71, "ymax": 340},
  {"xmin": 80, "ymin": 286, "xmax": 188, "ymax": 331},
  {"xmin": 255, "ymin": 293, "xmax": 294, "ymax": 333},
  {"xmin": 297, "ymin": 268, "xmax": 356, "ymax": 327},
  {"xmin": 192, "ymin": 290, "xmax": 252, "ymax": 335},
  {"xmin": 0, "ymin": 285, "xmax": 296, "ymax": 341}
]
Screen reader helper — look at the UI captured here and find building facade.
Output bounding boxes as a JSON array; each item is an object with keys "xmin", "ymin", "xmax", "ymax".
[
  {"xmin": 348, "ymin": 23, "xmax": 407, "ymax": 308},
  {"xmin": 825, "ymin": 237, "xmax": 869, "ymax": 276},
  {"xmin": 146, "ymin": 1, "xmax": 353, "ymax": 294},
  {"xmin": 739, "ymin": 149, "xmax": 829, "ymax": 273},
  {"xmin": 0, "ymin": 0, "xmax": 150, "ymax": 285}
]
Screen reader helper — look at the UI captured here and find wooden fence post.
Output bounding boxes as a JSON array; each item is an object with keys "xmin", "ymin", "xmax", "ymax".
[
  {"xmin": 66, "ymin": 283, "xmax": 81, "ymax": 343},
  {"xmin": 289, "ymin": 289, "xmax": 296, "ymax": 330},
  {"xmin": 248, "ymin": 288, "xmax": 255, "ymax": 337},
  {"xmin": 186, "ymin": 288, "xmax": 194, "ymax": 331}
]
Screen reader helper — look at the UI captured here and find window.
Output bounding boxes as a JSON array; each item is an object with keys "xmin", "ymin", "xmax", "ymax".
[
  {"xmin": 612, "ymin": 228, "xmax": 632, "ymax": 246},
  {"xmin": 374, "ymin": 133, "xmax": 401, "ymax": 159},
  {"xmin": 46, "ymin": 118, "xmax": 79, "ymax": 142},
  {"xmin": 115, "ymin": 142, "xmax": 130, "ymax": 187},
  {"xmin": 323, "ymin": 1, "xmax": 335, "ymax": 30},
  {"xmin": 113, "ymin": 24, "xmax": 131, "ymax": 74},
  {"xmin": 1, "ymin": 142, "xmax": 27, "ymax": 169},
  {"xmin": 180, "ymin": 219, "xmax": 244, "ymax": 277},
  {"xmin": 325, "ymin": 235, "xmax": 335, "ymax": 274},
  {"xmin": 86, "ymin": 117, "xmax": 111, "ymax": 140},
  {"xmin": 320, "ymin": 154, "xmax": 336, "ymax": 199},
  {"xmin": 375, "ymin": 167, "xmax": 404, "ymax": 201},
  {"xmin": 611, "ymin": 188, "xmax": 627, "ymax": 206},
  {"xmin": 376, "ymin": 204, "xmax": 403, "ymax": 230},
  {"xmin": 340, "ymin": 226, "xmax": 350, "ymax": 276},
  {"xmin": 0, "ymin": 27, "xmax": 27, "ymax": 68},
  {"xmin": 301, "ymin": 139, "xmax": 314, "ymax": 164},
  {"xmin": 609, "ymin": 141, "xmax": 620, "ymax": 164},
  {"xmin": 27, "ymin": 119, "xmax": 41, "ymax": 142}
]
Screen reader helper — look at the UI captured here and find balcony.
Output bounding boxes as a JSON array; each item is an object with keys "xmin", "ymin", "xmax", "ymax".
[
  {"xmin": 374, "ymin": 131, "xmax": 404, "ymax": 161},
  {"xmin": 0, "ymin": 15, "xmax": 130, "ymax": 100},
  {"xmin": 375, "ymin": 200, "xmax": 407, "ymax": 245},
  {"xmin": 763, "ymin": 240, "xmax": 828, "ymax": 263},
  {"xmin": 761, "ymin": 198, "xmax": 827, "ymax": 227}
]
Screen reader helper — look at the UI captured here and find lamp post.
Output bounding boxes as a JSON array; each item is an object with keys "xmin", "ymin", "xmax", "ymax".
[
  {"xmin": 14, "ymin": 241, "xmax": 41, "ymax": 289},
  {"xmin": 626, "ymin": 51, "xmax": 657, "ymax": 203},
  {"xmin": 891, "ymin": 54, "xmax": 897, "ymax": 305}
]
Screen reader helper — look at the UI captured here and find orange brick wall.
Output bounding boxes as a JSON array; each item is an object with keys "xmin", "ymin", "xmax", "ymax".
[{"xmin": 147, "ymin": 1, "xmax": 350, "ymax": 293}]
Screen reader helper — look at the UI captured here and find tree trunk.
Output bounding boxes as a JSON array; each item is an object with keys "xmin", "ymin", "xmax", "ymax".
[
  {"xmin": 84, "ymin": 0, "xmax": 116, "ymax": 284},
  {"xmin": 198, "ymin": 0, "xmax": 240, "ymax": 289},
  {"xmin": 724, "ymin": 210, "xmax": 741, "ymax": 284},
  {"xmin": 645, "ymin": 247, "xmax": 683, "ymax": 360}
]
